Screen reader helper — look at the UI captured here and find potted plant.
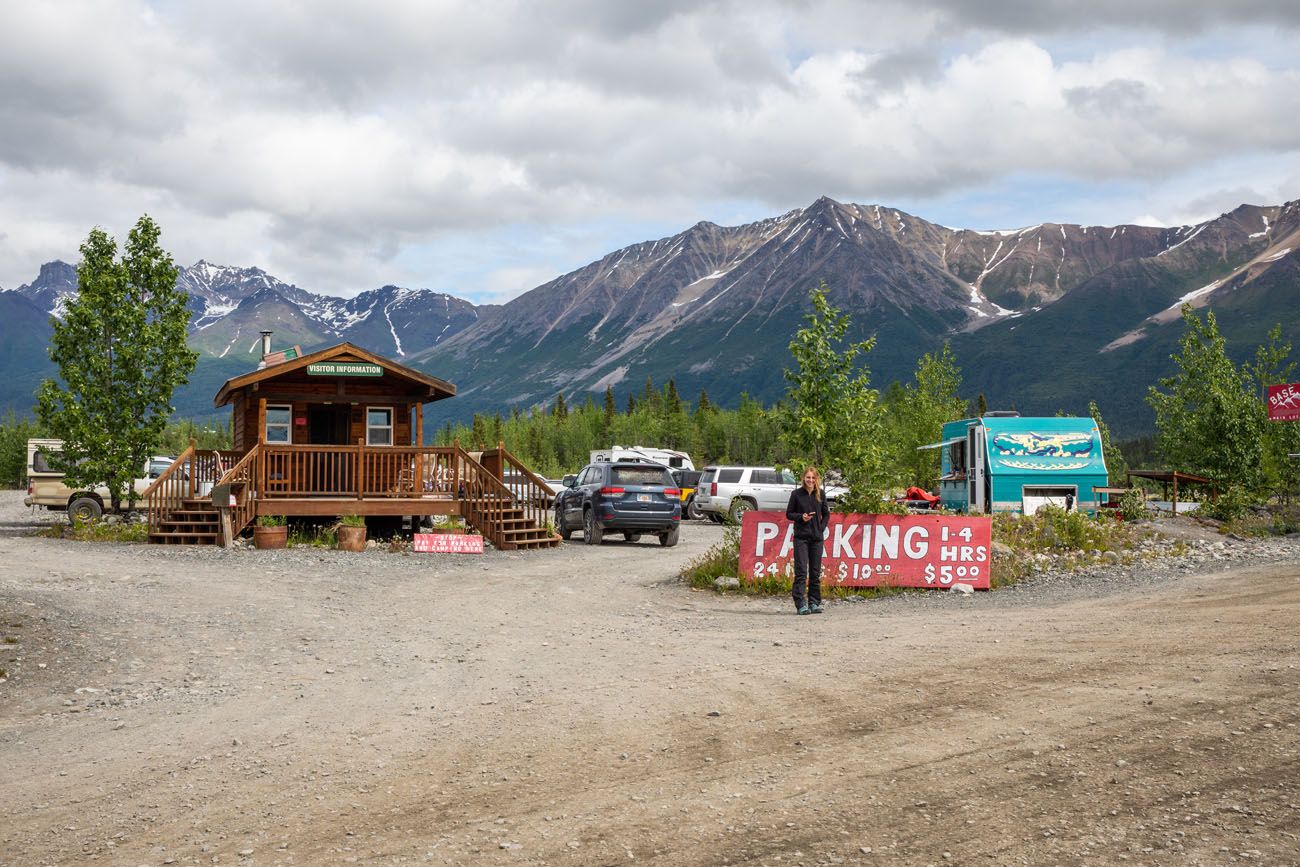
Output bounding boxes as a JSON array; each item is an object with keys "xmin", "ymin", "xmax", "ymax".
[
  {"xmin": 254, "ymin": 514, "xmax": 287, "ymax": 549},
  {"xmin": 427, "ymin": 516, "xmax": 467, "ymax": 535},
  {"xmin": 336, "ymin": 513, "xmax": 367, "ymax": 552}
]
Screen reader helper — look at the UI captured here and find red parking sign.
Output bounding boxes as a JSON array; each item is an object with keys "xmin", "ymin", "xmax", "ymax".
[{"xmin": 739, "ymin": 512, "xmax": 992, "ymax": 589}]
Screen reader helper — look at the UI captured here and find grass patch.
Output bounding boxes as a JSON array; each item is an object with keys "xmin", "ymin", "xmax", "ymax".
[
  {"xmin": 686, "ymin": 504, "xmax": 1157, "ymax": 595},
  {"xmin": 1217, "ymin": 504, "xmax": 1300, "ymax": 537},
  {"xmin": 37, "ymin": 518, "xmax": 149, "ymax": 544},
  {"xmin": 287, "ymin": 525, "xmax": 337, "ymax": 548}
]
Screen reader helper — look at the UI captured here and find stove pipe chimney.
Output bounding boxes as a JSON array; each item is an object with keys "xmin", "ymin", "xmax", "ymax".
[{"xmin": 256, "ymin": 331, "xmax": 274, "ymax": 369}]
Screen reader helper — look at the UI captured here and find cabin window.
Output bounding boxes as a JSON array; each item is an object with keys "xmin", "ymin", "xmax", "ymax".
[
  {"xmin": 366, "ymin": 407, "xmax": 393, "ymax": 446},
  {"xmin": 265, "ymin": 405, "xmax": 292, "ymax": 444}
]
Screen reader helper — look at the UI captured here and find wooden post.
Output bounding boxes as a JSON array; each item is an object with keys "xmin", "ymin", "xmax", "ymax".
[
  {"xmin": 415, "ymin": 404, "xmax": 424, "ymax": 493},
  {"xmin": 1172, "ymin": 473, "xmax": 1179, "ymax": 514},
  {"xmin": 219, "ymin": 507, "xmax": 233, "ymax": 548},
  {"xmin": 188, "ymin": 438, "xmax": 197, "ymax": 499},
  {"xmin": 357, "ymin": 437, "xmax": 366, "ymax": 500},
  {"xmin": 453, "ymin": 438, "xmax": 461, "ymax": 507}
]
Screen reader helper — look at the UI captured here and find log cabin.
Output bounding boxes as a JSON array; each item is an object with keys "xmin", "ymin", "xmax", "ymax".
[{"xmin": 143, "ymin": 342, "xmax": 558, "ymax": 549}]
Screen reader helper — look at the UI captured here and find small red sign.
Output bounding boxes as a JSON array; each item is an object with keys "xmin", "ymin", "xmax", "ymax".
[
  {"xmin": 413, "ymin": 533, "xmax": 485, "ymax": 554},
  {"xmin": 1267, "ymin": 382, "xmax": 1300, "ymax": 421},
  {"xmin": 739, "ymin": 512, "xmax": 992, "ymax": 590}
]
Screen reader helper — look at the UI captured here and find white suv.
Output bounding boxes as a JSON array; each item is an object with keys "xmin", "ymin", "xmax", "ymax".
[{"xmin": 694, "ymin": 465, "xmax": 845, "ymax": 523}]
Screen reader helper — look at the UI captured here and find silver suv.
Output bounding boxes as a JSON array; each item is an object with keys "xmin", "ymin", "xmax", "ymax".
[{"xmin": 694, "ymin": 465, "xmax": 844, "ymax": 523}]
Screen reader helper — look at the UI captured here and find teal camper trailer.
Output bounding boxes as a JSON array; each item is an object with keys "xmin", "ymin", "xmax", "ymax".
[{"xmin": 927, "ymin": 414, "xmax": 1109, "ymax": 514}]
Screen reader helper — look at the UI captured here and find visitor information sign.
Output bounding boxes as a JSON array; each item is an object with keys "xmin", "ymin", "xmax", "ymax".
[
  {"xmin": 1267, "ymin": 382, "xmax": 1300, "ymax": 421},
  {"xmin": 739, "ymin": 512, "xmax": 993, "ymax": 590}
]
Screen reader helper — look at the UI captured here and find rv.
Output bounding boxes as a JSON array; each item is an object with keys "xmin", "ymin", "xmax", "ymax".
[
  {"xmin": 588, "ymin": 445, "xmax": 695, "ymax": 471},
  {"xmin": 923, "ymin": 414, "xmax": 1108, "ymax": 515}
]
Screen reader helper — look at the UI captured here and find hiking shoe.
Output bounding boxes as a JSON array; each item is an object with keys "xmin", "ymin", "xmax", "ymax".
[
  {"xmin": 796, "ymin": 604, "xmax": 811, "ymax": 615},
  {"xmin": 809, "ymin": 600, "xmax": 824, "ymax": 614}
]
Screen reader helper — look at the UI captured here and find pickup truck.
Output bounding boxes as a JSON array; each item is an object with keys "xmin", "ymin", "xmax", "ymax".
[{"xmin": 24, "ymin": 438, "xmax": 174, "ymax": 521}]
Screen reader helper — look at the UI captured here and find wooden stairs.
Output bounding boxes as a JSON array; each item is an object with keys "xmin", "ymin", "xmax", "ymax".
[
  {"xmin": 479, "ymin": 503, "xmax": 560, "ymax": 550},
  {"xmin": 149, "ymin": 498, "xmax": 222, "ymax": 546}
]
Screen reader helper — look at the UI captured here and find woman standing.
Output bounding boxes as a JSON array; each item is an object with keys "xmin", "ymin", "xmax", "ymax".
[{"xmin": 785, "ymin": 466, "xmax": 830, "ymax": 615}]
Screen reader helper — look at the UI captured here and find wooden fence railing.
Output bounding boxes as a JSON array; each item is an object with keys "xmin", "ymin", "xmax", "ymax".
[
  {"xmin": 142, "ymin": 444, "xmax": 243, "ymax": 536},
  {"xmin": 214, "ymin": 446, "xmax": 261, "ymax": 538}
]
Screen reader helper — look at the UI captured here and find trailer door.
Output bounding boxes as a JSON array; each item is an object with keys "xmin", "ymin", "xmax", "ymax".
[{"xmin": 967, "ymin": 424, "xmax": 987, "ymax": 513}]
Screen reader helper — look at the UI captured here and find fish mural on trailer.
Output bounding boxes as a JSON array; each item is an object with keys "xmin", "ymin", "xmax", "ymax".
[{"xmin": 991, "ymin": 431, "xmax": 1094, "ymax": 458}]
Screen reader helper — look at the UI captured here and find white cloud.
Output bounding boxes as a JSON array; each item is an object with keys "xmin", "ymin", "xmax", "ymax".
[{"xmin": 1, "ymin": 0, "xmax": 1298, "ymax": 294}]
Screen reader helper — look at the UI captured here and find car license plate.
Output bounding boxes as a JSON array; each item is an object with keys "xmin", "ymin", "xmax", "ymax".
[{"xmin": 638, "ymin": 494, "xmax": 651, "ymax": 502}]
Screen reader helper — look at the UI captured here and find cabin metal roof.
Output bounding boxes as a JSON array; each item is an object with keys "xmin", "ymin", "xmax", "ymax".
[{"xmin": 213, "ymin": 342, "xmax": 456, "ymax": 407}]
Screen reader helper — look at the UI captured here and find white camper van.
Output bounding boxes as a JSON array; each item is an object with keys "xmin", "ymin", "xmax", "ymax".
[{"xmin": 588, "ymin": 445, "xmax": 695, "ymax": 471}]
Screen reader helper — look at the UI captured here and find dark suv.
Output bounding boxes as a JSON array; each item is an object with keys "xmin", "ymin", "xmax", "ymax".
[{"xmin": 554, "ymin": 461, "xmax": 681, "ymax": 546}]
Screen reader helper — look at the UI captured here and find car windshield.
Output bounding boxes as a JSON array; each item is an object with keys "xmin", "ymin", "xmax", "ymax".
[
  {"xmin": 781, "ymin": 469, "xmax": 797, "ymax": 485},
  {"xmin": 611, "ymin": 466, "xmax": 672, "ymax": 486}
]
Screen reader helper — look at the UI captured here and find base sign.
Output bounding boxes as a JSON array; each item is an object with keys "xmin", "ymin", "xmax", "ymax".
[
  {"xmin": 1267, "ymin": 382, "xmax": 1300, "ymax": 421},
  {"xmin": 413, "ymin": 533, "xmax": 485, "ymax": 554},
  {"xmin": 739, "ymin": 512, "xmax": 992, "ymax": 590}
]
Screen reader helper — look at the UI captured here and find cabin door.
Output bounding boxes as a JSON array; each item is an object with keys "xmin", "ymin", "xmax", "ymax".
[
  {"xmin": 308, "ymin": 406, "xmax": 350, "ymax": 445},
  {"xmin": 967, "ymin": 424, "xmax": 987, "ymax": 513}
]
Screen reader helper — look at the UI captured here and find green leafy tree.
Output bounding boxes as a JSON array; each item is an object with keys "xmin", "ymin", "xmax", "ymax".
[
  {"xmin": 664, "ymin": 378, "xmax": 683, "ymax": 415},
  {"xmin": 1088, "ymin": 400, "xmax": 1127, "ymax": 483},
  {"xmin": 0, "ymin": 410, "xmax": 46, "ymax": 489},
  {"xmin": 1146, "ymin": 306, "xmax": 1265, "ymax": 494},
  {"xmin": 1249, "ymin": 324, "xmax": 1300, "ymax": 503},
  {"xmin": 36, "ymin": 216, "xmax": 197, "ymax": 512},
  {"xmin": 781, "ymin": 281, "xmax": 884, "ymax": 508},
  {"xmin": 603, "ymin": 386, "xmax": 617, "ymax": 425},
  {"xmin": 885, "ymin": 342, "xmax": 966, "ymax": 488}
]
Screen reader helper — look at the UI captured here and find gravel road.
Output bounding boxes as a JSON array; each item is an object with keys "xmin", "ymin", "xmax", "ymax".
[{"xmin": 2, "ymin": 492, "xmax": 1298, "ymax": 865}]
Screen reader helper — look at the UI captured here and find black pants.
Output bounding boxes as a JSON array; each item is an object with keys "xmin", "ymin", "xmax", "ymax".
[{"xmin": 791, "ymin": 536, "xmax": 822, "ymax": 605}]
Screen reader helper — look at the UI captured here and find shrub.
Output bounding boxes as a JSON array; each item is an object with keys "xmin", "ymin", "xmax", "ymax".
[
  {"xmin": 1199, "ymin": 485, "xmax": 1253, "ymax": 522},
  {"xmin": 338, "ymin": 513, "xmax": 366, "ymax": 528},
  {"xmin": 682, "ymin": 523, "xmax": 741, "ymax": 590},
  {"xmin": 256, "ymin": 514, "xmax": 286, "ymax": 527},
  {"xmin": 1117, "ymin": 488, "xmax": 1147, "ymax": 522}
]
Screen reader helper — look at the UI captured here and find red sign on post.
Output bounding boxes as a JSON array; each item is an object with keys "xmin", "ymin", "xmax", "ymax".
[
  {"xmin": 1267, "ymin": 382, "xmax": 1300, "ymax": 421},
  {"xmin": 413, "ymin": 533, "xmax": 485, "ymax": 554},
  {"xmin": 739, "ymin": 512, "xmax": 992, "ymax": 590}
]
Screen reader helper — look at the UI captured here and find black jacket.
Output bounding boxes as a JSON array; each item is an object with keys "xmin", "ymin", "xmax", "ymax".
[{"xmin": 786, "ymin": 487, "xmax": 830, "ymax": 540}]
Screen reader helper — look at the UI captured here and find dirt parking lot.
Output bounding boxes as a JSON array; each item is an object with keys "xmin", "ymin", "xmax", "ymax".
[{"xmin": 2, "ymin": 491, "xmax": 1299, "ymax": 866}]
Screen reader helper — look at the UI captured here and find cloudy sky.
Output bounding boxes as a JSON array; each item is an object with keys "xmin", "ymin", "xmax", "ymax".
[{"xmin": 2, "ymin": 1, "xmax": 1299, "ymax": 302}]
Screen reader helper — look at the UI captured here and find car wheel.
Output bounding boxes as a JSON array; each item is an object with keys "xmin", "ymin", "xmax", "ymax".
[
  {"xmin": 69, "ymin": 496, "xmax": 102, "ymax": 522},
  {"xmin": 728, "ymin": 497, "xmax": 755, "ymax": 523},
  {"xmin": 707, "ymin": 512, "xmax": 724, "ymax": 524},
  {"xmin": 622, "ymin": 532, "xmax": 641, "ymax": 542},
  {"xmin": 686, "ymin": 497, "xmax": 704, "ymax": 521},
  {"xmin": 583, "ymin": 508, "xmax": 603, "ymax": 545},
  {"xmin": 554, "ymin": 504, "xmax": 572, "ymax": 540},
  {"xmin": 659, "ymin": 525, "xmax": 680, "ymax": 547}
]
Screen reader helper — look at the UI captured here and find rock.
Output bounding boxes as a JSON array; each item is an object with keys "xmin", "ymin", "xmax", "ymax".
[
  {"xmin": 1100, "ymin": 551, "xmax": 1122, "ymax": 565},
  {"xmin": 991, "ymin": 541, "xmax": 1014, "ymax": 558},
  {"xmin": 949, "ymin": 583, "xmax": 974, "ymax": 595},
  {"xmin": 706, "ymin": 710, "xmax": 721, "ymax": 717},
  {"xmin": 713, "ymin": 575, "xmax": 741, "ymax": 590}
]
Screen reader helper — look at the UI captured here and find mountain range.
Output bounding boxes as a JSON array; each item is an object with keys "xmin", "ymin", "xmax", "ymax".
[{"xmin": 3, "ymin": 196, "xmax": 1297, "ymax": 436}]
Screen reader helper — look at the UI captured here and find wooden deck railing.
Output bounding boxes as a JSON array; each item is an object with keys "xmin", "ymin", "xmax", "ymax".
[
  {"xmin": 214, "ymin": 445, "xmax": 261, "ymax": 538},
  {"xmin": 142, "ymin": 444, "xmax": 242, "ymax": 535},
  {"xmin": 481, "ymin": 443, "xmax": 555, "ymax": 528},
  {"xmin": 258, "ymin": 444, "xmax": 464, "ymax": 498}
]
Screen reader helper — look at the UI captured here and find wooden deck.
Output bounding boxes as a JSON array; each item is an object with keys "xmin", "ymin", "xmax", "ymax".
[{"xmin": 144, "ymin": 443, "xmax": 560, "ymax": 550}]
